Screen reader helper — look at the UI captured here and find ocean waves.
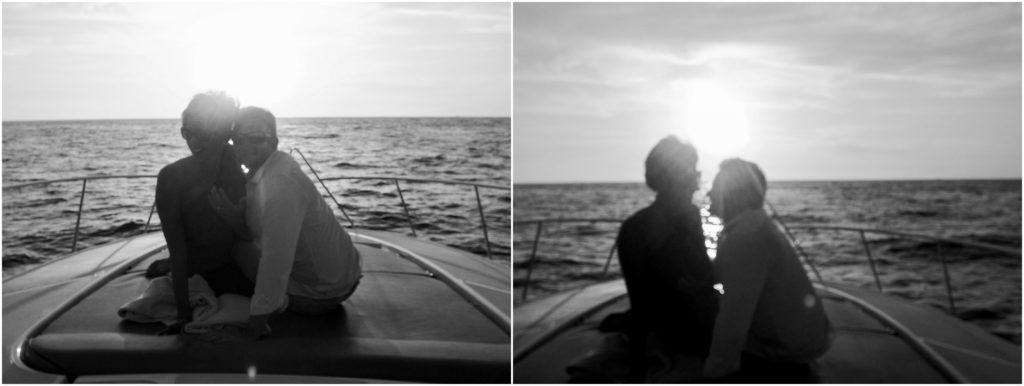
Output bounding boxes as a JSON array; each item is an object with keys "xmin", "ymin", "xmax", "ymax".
[{"xmin": 3, "ymin": 117, "xmax": 511, "ymax": 277}]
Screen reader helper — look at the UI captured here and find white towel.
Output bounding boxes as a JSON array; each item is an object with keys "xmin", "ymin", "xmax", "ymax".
[
  {"xmin": 118, "ymin": 275, "xmax": 249, "ymax": 331},
  {"xmin": 118, "ymin": 275, "xmax": 217, "ymax": 324},
  {"xmin": 183, "ymin": 294, "xmax": 251, "ymax": 334}
]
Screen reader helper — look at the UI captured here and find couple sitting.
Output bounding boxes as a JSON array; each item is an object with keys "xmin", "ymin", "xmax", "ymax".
[
  {"xmin": 602, "ymin": 136, "xmax": 831, "ymax": 382},
  {"xmin": 145, "ymin": 91, "xmax": 362, "ymax": 342}
]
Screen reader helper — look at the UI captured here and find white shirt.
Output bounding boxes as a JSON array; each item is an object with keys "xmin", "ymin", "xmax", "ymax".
[{"xmin": 246, "ymin": 150, "xmax": 362, "ymax": 315}]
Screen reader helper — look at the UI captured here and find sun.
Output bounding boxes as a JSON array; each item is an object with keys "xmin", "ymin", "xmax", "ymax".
[
  {"xmin": 185, "ymin": 7, "xmax": 303, "ymax": 108},
  {"xmin": 674, "ymin": 79, "xmax": 750, "ymax": 156}
]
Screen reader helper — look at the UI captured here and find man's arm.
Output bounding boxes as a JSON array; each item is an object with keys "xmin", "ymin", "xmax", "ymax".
[
  {"xmin": 703, "ymin": 233, "xmax": 771, "ymax": 378},
  {"xmin": 617, "ymin": 218, "xmax": 649, "ymax": 320},
  {"xmin": 155, "ymin": 166, "xmax": 192, "ymax": 324},
  {"xmin": 248, "ymin": 176, "xmax": 306, "ymax": 332}
]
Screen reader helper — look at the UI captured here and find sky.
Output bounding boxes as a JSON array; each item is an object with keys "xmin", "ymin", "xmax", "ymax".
[
  {"xmin": 514, "ymin": 3, "xmax": 1022, "ymax": 182},
  {"xmin": 2, "ymin": 2, "xmax": 511, "ymax": 121}
]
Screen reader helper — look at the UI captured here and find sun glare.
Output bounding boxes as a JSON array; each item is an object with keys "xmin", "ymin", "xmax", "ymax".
[
  {"xmin": 185, "ymin": 8, "xmax": 303, "ymax": 108},
  {"xmin": 674, "ymin": 79, "xmax": 750, "ymax": 156}
]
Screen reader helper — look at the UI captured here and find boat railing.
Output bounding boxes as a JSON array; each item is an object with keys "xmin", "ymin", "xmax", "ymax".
[
  {"xmin": 291, "ymin": 148, "xmax": 510, "ymax": 259},
  {"xmin": 3, "ymin": 175, "xmax": 162, "ymax": 253},
  {"xmin": 514, "ymin": 218, "xmax": 624, "ymax": 300},
  {"xmin": 779, "ymin": 223, "xmax": 1022, "ymax": 314},
  {"xmin": 514, "ymin": 215, "xmax": 1021, "ymax": 316},
  {"xmin": 3, "ymin": 157, "xmax": 510, "ymax": 260}
]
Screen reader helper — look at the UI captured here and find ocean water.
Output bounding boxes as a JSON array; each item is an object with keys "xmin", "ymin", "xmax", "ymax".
[
  {"xmin": 2, "ymin": 117, "xmax": 511, "ymax": 277},
  {"xmin": 513, "ymin": 180, "xmax": 1022, "ymax": 343}
]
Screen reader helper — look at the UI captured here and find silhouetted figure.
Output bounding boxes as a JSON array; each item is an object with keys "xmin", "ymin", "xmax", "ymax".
[
  {"xmin": 149, "ymin": 91, "xmax": 254, "ymax": 332},
  {"xmin": 616, "ymin": 136, "xmax": 719, "ymax": 381},
  {"xmin": 703, "ymin": 158, "xmax": 831, "ymax": 381},
  {"xmin": 201, "ymin": 107, "xmax": 363, "ymax": 342}
]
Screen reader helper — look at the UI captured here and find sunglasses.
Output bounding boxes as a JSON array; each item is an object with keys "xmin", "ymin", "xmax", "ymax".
[{"xmin": 233, "ymin": 135, "xmax": 273, "ymax": 145}]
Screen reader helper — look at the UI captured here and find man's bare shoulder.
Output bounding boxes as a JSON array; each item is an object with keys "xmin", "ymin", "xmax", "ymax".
[
  {"xmin": 622, "ymin": 205, "xmax": 657, "ymax": 230},
  {"xmin": 158, "ymin": 156, "xmax": 199, "ymax": 182}
]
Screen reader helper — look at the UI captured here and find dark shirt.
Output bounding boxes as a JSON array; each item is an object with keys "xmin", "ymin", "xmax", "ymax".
[
  {"xmin": 616, "ymin": 198, "xmax": 719, "ymax": 352},
  {"xmin": 705, "ymin": 209, "xmax": 831, "ymax": 375}
]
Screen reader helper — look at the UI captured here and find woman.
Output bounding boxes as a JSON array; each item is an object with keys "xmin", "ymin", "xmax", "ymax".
[
  {"xmin": 148, "ymin": 91, "xmax": 253, "ymax": 331},
  {"xmin": 703, "ymin": 158, "xmax": 831, "ymax": 380},
  {"xmin": 615, "ymin": 136, "xmax": 719, "ymax": 381}
]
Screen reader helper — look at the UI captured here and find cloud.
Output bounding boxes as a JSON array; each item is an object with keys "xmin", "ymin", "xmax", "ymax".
[
  {"xmin": 514, "ymin": 2, "xmax": 1020, "ymax": 181},
  {"xmin": 516, "ymin": 2, "xmax": 1020, "ymax": 116},
  {"xmin": 3, "ymin": 2, "xmax": 510, "ymax": 120}
]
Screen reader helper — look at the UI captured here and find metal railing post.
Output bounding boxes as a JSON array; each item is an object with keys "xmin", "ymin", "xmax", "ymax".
[
  {"xmin": 860, "ymin": 230, "xmax": 883, "ymax": 292},
  {"xmin": 292, "ymin": 148, "xmax": 354, "ymax": 227},
  {"xmin": 144, "ymin": 200, "xmax": 157, "ymax": 232},
  {"xmin": 793, "ymin": 240, "xmax": 824, "ymax": 283},
  {"xmin": 394, "ymin": 179, "xmax": 417, "ymax": 237},
  {"xmin": 768, "ymin": 202, "xmax": 823, "ymax": 283},
  {"xmin": 522, "ymin": 222, "xmax": 543, "ymax": 301},
  {"xmin": 474, "ymin": 186, "xmax": 493, "ymax": 260},
  {"xmin": 71, "ymin": 179, "xmax": 88, "ymax": 252},
  {"xmin": 602, "ymin": 239, "xmax": 618, "ymax": 276},
  {"xmin": 938, "ymin": 243, "xmax": 956, "ymax": 314}
]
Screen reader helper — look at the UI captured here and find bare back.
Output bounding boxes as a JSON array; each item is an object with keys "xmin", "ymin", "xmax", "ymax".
[{"xmin": 160, "ymin": 145, "xmax": 246, "ymax": 274}]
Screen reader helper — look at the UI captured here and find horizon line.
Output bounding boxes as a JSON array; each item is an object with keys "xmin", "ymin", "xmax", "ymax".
[
  {"xmin": 515, "ymin": 177, "xmax": 1024, "ymax": 185},
  {"xmin": 1, "ymin": 115, "xmax": 512, "ymax": 124}
]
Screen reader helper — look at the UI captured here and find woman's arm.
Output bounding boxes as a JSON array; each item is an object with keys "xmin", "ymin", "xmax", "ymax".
[
  {"xmin": 209, "ymin": 187, "xmax": 251, "ymax": 241},
  {"xmin": 155, "ymin": 165, "xmax": 193, "ymax": 323},
  {"xmin": 211, "ymin": 147, "xmax": 252, "ymax": 241},
  {"xmin": 703, "ymin": 233, "xmax": 771, "ymax": 378}
]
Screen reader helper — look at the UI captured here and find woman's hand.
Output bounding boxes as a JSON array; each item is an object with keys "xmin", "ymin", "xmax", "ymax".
[
  {"xmin": 208, "ymin": 187, "xmax": 252, "ymax": 240},
  {"xmin": 208, "ymin": 187, "xmax": 245, "ymax": 221}
]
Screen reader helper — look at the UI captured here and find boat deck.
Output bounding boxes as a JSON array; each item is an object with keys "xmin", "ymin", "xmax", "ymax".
[
  {"xmin": 19, "ymin": 237, "xmax": 509, "ymax": 383},
  {"xmin": 513, "ymin": 280, "xmax": 1020, "ymax": 383}
]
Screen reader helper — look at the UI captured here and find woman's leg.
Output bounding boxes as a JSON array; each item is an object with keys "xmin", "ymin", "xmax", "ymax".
[
  {"xmin": 188, "ymin": 246, "xmax": 253, "ymax": 296},
  {"xmin": 203, "ymin": 260, "xmax": 254, "ymax": 296}
]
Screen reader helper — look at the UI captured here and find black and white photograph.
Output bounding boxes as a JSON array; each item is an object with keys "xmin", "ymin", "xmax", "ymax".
[
  {"xmin": 3, "ymin": 3, "xmax": 510, "ymax": 383},
  {"xmin": 511, "ymin": 2, "xmax": 1021, "ymax": 383},
  {"xmin": 4, "ymin": 1, "xmax": 1023, "ymax": 385}
]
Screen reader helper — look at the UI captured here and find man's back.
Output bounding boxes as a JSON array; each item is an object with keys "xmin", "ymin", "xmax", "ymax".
[
  {"xmin": 246, "ymin": 150, "xmax": 362, "ymax": 314},
  {"xmin": 617, "ymin": 201, "xmax": 718, "ymax": 339}
]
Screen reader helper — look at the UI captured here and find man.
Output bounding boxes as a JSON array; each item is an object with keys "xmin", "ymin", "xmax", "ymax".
[
  {"xmin": 208, "ymin": 106, "xmax": 362, "ymax": 341},
  {"xmin": 703, "ymin": 158, "xmax": 831, "ymax": 380},
  {"xmin": 614, "ymin": 136, "xmax": 718, "ymax": 381}
]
